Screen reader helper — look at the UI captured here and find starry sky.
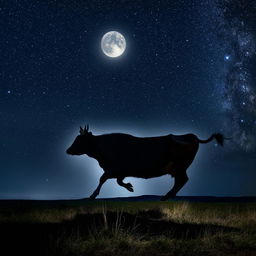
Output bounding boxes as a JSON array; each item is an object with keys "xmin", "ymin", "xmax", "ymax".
[{"xmin": 1, "ymin": 0, "xmax": 256, "ymax": 199}]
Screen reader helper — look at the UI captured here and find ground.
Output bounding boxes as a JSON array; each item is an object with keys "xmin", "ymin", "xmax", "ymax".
[{"xmin": 0, "ymin": 197, "xmax": 256, "ymax": 256}]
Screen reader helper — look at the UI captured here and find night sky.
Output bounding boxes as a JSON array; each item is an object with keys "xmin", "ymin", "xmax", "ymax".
[{"xmin": 1, "ymin": 0, "xmax": 256, "ymax": 199}]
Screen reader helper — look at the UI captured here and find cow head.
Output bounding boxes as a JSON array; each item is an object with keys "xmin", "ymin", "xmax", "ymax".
[{"xmin": 66, "ymin": 125, "xmax": 93, "ymax": 156}]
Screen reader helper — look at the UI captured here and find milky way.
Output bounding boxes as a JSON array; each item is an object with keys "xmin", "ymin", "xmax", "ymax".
[{"xmin": 216, "ymin": 0, "xmax": 256, "ymax": 151}]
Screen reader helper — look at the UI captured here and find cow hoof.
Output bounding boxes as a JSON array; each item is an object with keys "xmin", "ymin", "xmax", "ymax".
[
  {"xmin": 160, "ymin": 196, "xmax": 168, "ymax": 201},
  {"xmin": 127, "ymin": 183, "xmax": 133, "ymax": 189},
  {"xmin": 127, "ymin": 187, "xmax": 134, "ymax": 192},
  {"xmin": 126, "ymin": 183, "xmax": 133, "ymax": 192}
]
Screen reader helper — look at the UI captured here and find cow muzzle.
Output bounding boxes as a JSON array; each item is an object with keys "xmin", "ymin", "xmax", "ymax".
[{"xmin": 66, "ymin": 148, "xmax": 73, "ymax": 155}]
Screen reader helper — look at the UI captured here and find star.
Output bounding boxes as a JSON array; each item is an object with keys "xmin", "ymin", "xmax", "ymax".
[{"xmin": 224, "ymin": 55, "xmax": 230, "ymax": 60}]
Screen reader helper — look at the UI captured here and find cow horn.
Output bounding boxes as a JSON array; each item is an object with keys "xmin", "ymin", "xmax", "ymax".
[{"xmin": 84, "ymin": 124, "xmax": 89, "ymax": 132}]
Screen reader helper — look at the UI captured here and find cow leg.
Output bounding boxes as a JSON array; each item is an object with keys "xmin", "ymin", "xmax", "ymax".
[
  {"xmin": 89, "ymin": 173, "xmax": 109, "ymax": 200},
  {"xmin": 117, "ymin": 178, "xmax": 134, "ymax": 192},
  {"xmin": 161, "ymin": 173, "xmax": 189, "ymax": 201}
]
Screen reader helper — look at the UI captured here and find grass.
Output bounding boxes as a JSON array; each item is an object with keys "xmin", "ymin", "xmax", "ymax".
[{"xmin": 0, "ymin": 200, "xmax": 256, "ymax": 255}]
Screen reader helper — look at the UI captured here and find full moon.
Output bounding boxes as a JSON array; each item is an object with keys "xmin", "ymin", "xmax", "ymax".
[{"xmin": 101, "ymin": 31, "xmax": 126, "ymax": 58}]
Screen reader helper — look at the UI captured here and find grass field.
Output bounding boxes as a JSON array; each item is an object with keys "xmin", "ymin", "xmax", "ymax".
[{"xmin": 0, "ymin": 199, "xmax": 256, "ymax": 256}]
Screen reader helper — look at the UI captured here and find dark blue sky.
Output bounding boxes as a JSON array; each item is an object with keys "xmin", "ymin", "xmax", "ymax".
[{"xmin": 1, "ymin": 0, "xmax": 255, "ymax": 199}]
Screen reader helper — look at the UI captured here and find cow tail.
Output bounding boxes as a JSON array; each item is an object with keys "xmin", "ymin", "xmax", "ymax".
[{"xmin": 197, "ymin": 133, "xmax": 225, "ymax": 146}]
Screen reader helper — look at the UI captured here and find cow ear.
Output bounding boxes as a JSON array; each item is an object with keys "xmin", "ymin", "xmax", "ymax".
[{"xmin": 79, "ymin": 126, "xmax": 84, "ymax": 135}]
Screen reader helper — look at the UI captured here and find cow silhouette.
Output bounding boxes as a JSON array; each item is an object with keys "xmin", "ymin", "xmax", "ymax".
[{"xmin": 66, "ymin": 125, "xmax": 225, "ymax": 201}]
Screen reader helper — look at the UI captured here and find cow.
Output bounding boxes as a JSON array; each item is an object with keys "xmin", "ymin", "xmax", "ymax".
[{"xmin": 66, "ymin": 125, "xmax": 225, "ymax": 201}]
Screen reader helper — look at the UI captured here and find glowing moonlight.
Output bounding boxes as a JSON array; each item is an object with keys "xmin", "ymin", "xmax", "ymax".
[{"xmin": 101, "ymin": 31, "xmax": 126, "ymax": 58}]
